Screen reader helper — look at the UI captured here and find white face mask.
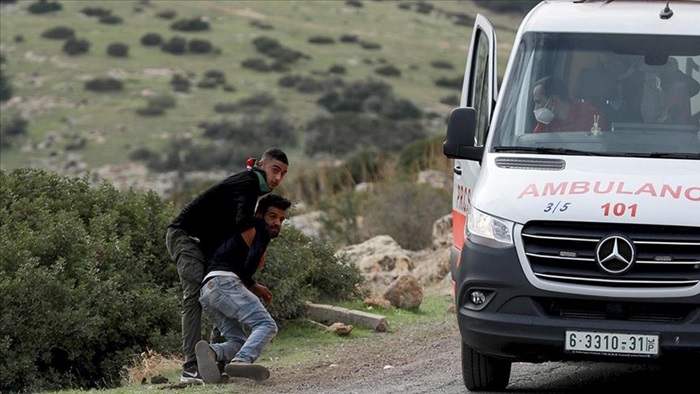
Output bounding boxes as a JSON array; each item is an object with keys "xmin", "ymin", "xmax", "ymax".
[{"xmin": 534, "ymin": 98, "xmax": 555, "ymax": 124}]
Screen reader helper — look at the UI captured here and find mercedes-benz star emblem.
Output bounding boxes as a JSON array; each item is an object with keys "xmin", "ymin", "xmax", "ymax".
[{"xmin": 595, "ymin": 235, "xmax": 636, "ymax": 274}]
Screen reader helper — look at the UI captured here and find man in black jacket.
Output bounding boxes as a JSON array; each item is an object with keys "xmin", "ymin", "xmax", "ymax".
[
  {"xmin": 195, "ymin": 194, "xmax": 292, "ymax": 383},
  {"xmin": 165, "ymin": 147, "xmax": 288, "ymax": 383}
]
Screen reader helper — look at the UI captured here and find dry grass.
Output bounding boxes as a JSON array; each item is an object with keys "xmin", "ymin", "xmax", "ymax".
[{"xmin": 120, "ymin": 349, "xmax": 182, "ymax": 386}]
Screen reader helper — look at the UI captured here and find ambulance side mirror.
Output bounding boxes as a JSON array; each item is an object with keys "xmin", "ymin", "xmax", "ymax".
[{"xmin": 443, "ymin": 107, "xmax": 484, "ymax": 161}]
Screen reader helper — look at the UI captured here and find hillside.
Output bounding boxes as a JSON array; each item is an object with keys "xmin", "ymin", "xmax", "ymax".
[{"xmin": 0, "ymin": 0, "xmax": 524, "ymax": 197}]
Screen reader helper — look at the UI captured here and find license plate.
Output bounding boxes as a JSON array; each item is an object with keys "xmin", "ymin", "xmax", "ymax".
[{"xmin": 565, "ymin": 330, "xmax": 659, "ymax": 357}]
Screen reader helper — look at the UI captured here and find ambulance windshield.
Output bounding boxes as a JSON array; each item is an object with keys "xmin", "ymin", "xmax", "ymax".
[{"xmin": 492, "ymin": 32, "xmax": 700, "ymax": 157}]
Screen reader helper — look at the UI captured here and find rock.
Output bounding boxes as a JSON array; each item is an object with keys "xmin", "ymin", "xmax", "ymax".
[
  {"xmin": 327, "ymin": 322, "xmax": 354, "ymax": 336},
  {"xmin": 287, "ymin": 210, "xmax": 327, "ymax": 240},
  {"xmin": 382, "ymin": 274, "xmax": 423, "ymax": 310},
  {"xmin": 363, "ymin": 297, "xmax": 392, "ymax": 310},
  {"xmin": 416, "ymin": 169, "xmax": 452, "ymax": 189}
]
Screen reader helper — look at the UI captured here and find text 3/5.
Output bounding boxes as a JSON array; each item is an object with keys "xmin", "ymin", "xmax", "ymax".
[
  {"xmin": 544, "ymin": 201, "xmax": 570, "ymax": 214},
  {"xmin": 601, "ymin": 202, "xmax": 638, "ymax": 217}
]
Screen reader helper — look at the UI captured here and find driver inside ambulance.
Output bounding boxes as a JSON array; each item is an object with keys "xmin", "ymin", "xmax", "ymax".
[{"xmin": 532, "ymin": 76, "xmax": 609, "ymax": 133}]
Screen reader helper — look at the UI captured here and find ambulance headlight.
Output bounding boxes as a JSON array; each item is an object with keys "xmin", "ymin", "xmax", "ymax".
[{"xmin": 466, "ymin": 207, "xmax": 514, "ymax": 248}]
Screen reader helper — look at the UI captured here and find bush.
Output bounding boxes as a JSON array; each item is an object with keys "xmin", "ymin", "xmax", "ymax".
[
  {"xmin": 98, "ymin": 14, "xmax": 123, "ymax": 25},
  {"xmin": 434, "ymin": 76, "xmax": 462, "ymax": 89},
  {"xmin": 170, "ymin": 17, "xmax": 209, "ymax": 32},
  {"xmin": 136, "ymin": 94, "xmax": 175, "ymax": 116},
  {"xmin": 155, "ymin": 9, "xmax": 176, "ymax": 19},
  {"xmin": 0, "ymin": 114, "xmax": 28, "ymax": 148},
  {"xmin": 80, "ymin": 6, "xmax": 111, "ymax": 17},
  {"xmin": 40, "ymin": 25, "xmax": 75, "ymax": 40},
  {"xmin": 375, "ymin": 64, "xmax": 401, "ymax": 77},
  {"xmin": 106, "ymin": 42, "xmax": 128, "ymax": 57},
  {"xmin": 62, "ymin": 38, "xmax": 90, "ymax": 56},
  {"xmin": 0, "ymin": 169, "xmax": 179, "ymax": 392},
  {"xmin": 84, "ymin": 77, "xmax": 123, "ymax": 92},
  {"xmin": 308, "ymin": 35, "xmax": 335, "ymax": 45},
  {"xmin": 140, "ymin": 32, "xmax": 163, "ymax": 46},
  {"xmin": 329, "ymin": 64, "xmax": 346, "ymax": 75},
  {"xmin": 259, "ymin": 227, "xmax": 366, "ymax": 320},
  {"xmin": 188, "ymin": 38, "xmax": 213, "ymax": 54},
  {"xmin": 241, "ymin": 57, "xmax": 271, "ymax": 72},
  {"xmin": 359, "ymin": 40, "xmax": 381, "ymax": 50},
  {"xmin": 430, "ymin": 60, "xmax": 454, "ymax": 69},
  {"xmin": 339, "ymin": 34, "xmax": 358, "ymax": 43},
  {"xmin": 27, "ymin": 0, "xmax": 62, "ymax": 14},
  {"xmin": 0, "ymin": 54, "xmax": 13, "ymax": 102},
  {"xmin": 170, "ymin": 73, "xmax": 190, "ymax": 92},
  {"xmin": 361, "ymin": 182, "xmax": 451, "ymax": 250},
  {"xmin": 161, "ymin": 36, "xmax": 187, "ymax": 54}
]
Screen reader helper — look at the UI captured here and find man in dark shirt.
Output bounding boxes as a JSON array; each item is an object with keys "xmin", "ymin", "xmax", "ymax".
[
  {"xmin": 195, "ymin": 194, "xmax": 292, "ymax": 383},
  {"xmin": 165, "ymin": 147, "xmax": 289, "ymax": 383}
]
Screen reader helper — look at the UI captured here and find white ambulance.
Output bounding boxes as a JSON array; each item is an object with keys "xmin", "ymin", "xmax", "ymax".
[{"xmin": 443, "ymin": 0, "xmax": 700, "ymax": 391}]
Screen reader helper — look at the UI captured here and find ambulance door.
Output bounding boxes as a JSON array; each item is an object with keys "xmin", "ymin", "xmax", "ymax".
[{"xmin": 446, "ymin": 14, "xmax": 497, "ymax": 281}]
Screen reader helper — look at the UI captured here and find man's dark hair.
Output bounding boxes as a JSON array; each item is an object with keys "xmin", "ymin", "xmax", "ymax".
[
  {"xmin": 534, "ymin": 75, "xmax": 570, "ymax": 101},
  {"xmin": 256, "ymin": 194, "xmax": 292, "ymax": 215},
  {"xmin": 261, "ymin": 147, "xmax": 289, "ymax": 165}
]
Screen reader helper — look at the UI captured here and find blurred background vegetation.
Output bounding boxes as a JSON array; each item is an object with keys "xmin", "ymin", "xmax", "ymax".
[{"xmin": 0, "ymin": 0, "xmax": 534, "ymax": 392}]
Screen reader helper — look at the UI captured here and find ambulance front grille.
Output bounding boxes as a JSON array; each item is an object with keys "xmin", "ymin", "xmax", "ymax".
[{"xmin": 521, "ymin": 221, "xmax": 700, "ymax": 288}]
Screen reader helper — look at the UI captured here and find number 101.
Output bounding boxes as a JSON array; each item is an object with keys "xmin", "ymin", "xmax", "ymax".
[{"xmin": 601, "ymin": 203, "xmax": 638, "ymax": 217}]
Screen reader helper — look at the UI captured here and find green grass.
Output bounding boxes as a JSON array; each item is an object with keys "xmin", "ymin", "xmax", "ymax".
[{"xmin": 1, "ymin": 0, "xmax": 521, "ymax": 171}]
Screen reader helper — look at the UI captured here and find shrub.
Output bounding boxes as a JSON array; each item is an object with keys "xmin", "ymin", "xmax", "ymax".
[
  {"xmin": 140, "ymin": 32, "xmax": 163, "ymax": 46},
  {"xmin": 375, "ymin": 64, "xmax": 401, "ymax": 77},
  {"xmin": 188, "ymin": 38, "xmax": 213, "ymax": 54},
  {"xmin": 0, "ymin": 169, "xmax": 179, "ymax": 392},
  {"xmin": 434, "ymin": 76, "xmax": 463, "ymax": 89},
  {"xmin": 155, "ymin": 9, "xmax": 177, "ymax": 19},
  {"xmin": 98, "ymin": 14, "xmax": 123, "ymax": 25},
  {"xmin": 439, "ymin": 94, "xmax": 459, "ymax": 106},
  {"xmin": 258, "ymin": 227, "xmax": 366, "ymax": 320},
  {"xmin": 40, "ymin": 25, "xmax": 75, "ymax": 40},
  {"xmin": 278, "ymin": 74, "xmax": 302, "ymax": 88},
  {"xmin": 329, "ymin": 64, "xmax": 346, "ymax": 75},
  {"xmin": 169, "ymin": 73, "xmax": 190, "ymax": 92},
  {"xmin": 339, "ymin": 34, "xmax": 358, "ymax": 43},
  {"xmin": 359, "ymin": 40, "xmax": 381, "ymax": 50},
  {"xmin": 27, "ymin": 0, "xmax": 62, "ymax": 14},
  {"xmin": 361, "ymin": 182, "xmax": 451, "ymax": 250},
  {"xmin": 84, "ymin": 77, "xmax": 123, "ymax": 92},
  {"xmin": 80, "ymin": 6, "xmax": 111, "ymax": 17},
  {"xmin": 295, "ymin": 77, "xmax": 324, "ymax": 94},
  {"xmin": 0, "ymin": 114, "xmax": 28, "ymax": 148},
  {"xmin": 170, "ymin": 17, "xmax": 209, "ymax": 32},
  {"xmin": 62, "ymin": 38, "xmax": 90, "ymax": 55},
  {"xmin": 250, "ymin": 20, "xmax": 274, "ymax": 30},
  {"xmin": 0, "ymin": 54, "xmax": 13, "ymax": 102},
  {"xmin": 203, "ymin": 69, "xmax": 225, "ymax": 84},
  {"xmin": 345, "ymin": 0, "xmax": 363, "ymax": 8},
  {"xmin": 308, "ymin": 35, "xmax": 335, "ymax": 45},
  {"xmin": 430, "ymin": 60, "xmax": 454, "ymax": 69},
  {"xmin": 161, "ymin": 36, "xmax": 187, "ymax": 54},
  {"xmin": 241, "ymin": 57, "xmax": 270, "ymax": 72},
  {"xmin": 136, "ymin": 94, "xmax": 176, "ymax": 116},
  {"xmin": 106, "ymin": 42, "xmax": 128, "ymax": 57}
]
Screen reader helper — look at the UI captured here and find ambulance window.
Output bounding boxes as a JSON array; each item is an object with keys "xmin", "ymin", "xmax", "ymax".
[{"xmin": 470, "ymin": 29, "xmax": 491, "ymax": 147}]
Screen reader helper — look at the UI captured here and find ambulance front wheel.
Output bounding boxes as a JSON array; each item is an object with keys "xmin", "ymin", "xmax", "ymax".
[{"xmin": 461, "ymin": 341, "xmax": 512, "ymax": 391}]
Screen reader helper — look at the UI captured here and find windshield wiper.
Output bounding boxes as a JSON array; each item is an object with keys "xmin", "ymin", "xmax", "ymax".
[
  {"xmin": 493, "ymin": 146, "xmax": 601, "ymax": 156},
  {"xmin": 647, "ymin": 152, "xmax": 700, "ymax": 159}
]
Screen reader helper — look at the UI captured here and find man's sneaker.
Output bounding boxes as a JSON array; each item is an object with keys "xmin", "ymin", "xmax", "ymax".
[
  {"xmin": 224, "ymin": 359, "xmax": 270, "ymax": 382},
  {"xmin": 195, "ymin": 340, "xmax": 221, "ymax": 384},
  {"xmin": 180, "ymin": 362, "xmax": 203, "ymax": 384}
]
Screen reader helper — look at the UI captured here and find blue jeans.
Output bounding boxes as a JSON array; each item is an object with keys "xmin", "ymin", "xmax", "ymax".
[{"xmin": 199, "ymin": 275, "xmax": 278, "ymax": 364}]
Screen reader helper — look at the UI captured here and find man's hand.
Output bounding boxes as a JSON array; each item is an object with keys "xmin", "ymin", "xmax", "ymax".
[{"xmin": 251, "ymin": 283, "xmax": 272, "ymax": 304}]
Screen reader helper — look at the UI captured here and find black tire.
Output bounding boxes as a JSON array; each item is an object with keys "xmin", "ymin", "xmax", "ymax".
[{"xmin": 461, "ymin": 342, "xmax": 512, "ymax": 391}]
